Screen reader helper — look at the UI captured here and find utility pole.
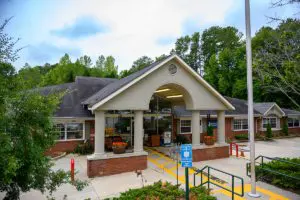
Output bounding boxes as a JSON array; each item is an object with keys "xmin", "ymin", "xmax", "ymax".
[{"xmin": 245, "ymin": 0, "xmax": 260, "ymax": 198}]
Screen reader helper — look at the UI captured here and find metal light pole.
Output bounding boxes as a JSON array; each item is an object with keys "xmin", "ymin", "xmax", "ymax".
[{"xmin": 245, "ymin": 0, "xmax": 260, "ymax": 197}]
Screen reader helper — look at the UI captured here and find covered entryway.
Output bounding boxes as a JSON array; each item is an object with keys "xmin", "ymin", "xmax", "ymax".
[{"xmin": 85, "ymin": 54, "xmax": 234, "ymax": 177}]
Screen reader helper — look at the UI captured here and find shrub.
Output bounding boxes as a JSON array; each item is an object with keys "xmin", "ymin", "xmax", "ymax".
[
  {"xmin": 74, "ymin": 141, "xmax": 94, "ymax": 155},
  {"xmin": 255, "ymin": 157, "xmax": 300, "ymax": 192},
  {"xmin": 207, "ymin": 125, "xmax": 214, "ymax": 137},
  {"xmin": 266, "ymin": 123, "xmax": 273, "ymax": 139},
  {"xmin": 107, "ymin": 181, "xmax": 216, "ymax": 200},
  {"xmin": 175, "ymin": 134, "xmax": 190, "ymax": 144},
  {"xmin": 234, "ymin": 133, "xmax": 248, "ymax": 140},
  {"xmin": 282, "ymin": 122, "xmax": 289, "ymax": 136}
]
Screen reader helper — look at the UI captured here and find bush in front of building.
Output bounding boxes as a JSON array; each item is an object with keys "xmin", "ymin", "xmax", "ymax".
[
  {"xmin": 234, "ymin": 133, "xmax": 248, "ymax": 140},
  {"xmin": 74, "ymin": 141, "xmax": 94, "ymax": 155},
  {"xmin": 282, "ymin": 122, "xmax": 289, "ymax": 136},
  {"xmin": 175, "ymin": 134, "xmax": 190, "ymax": 144},
  {"xmin": 266, "ymin": 123, "xmax": 273, "ymax": 139},
  {"xmin": 107, "ymin": 181, "xmax": 216, "ymax": 200},
  {"xmin": 255, "ymin": 157, "xmax": 300, "ymax": 193}
]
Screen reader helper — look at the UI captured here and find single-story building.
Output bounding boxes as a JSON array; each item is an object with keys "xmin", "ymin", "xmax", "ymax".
[{"xmin": 40, "ymin": 54, "xmax": 300, "ymax": 177}]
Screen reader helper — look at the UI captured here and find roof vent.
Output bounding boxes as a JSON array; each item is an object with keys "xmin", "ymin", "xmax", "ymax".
[{"xmin": 168, "ymin": 64, "xmax": 177, "ymax": 75}]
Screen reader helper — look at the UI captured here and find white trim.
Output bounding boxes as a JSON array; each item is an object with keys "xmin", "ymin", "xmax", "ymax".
[
  {"xmin": 232, "ymin": 118, "xmax": 248, "ymax": 131},
  {"xmin": 90, "ymin": 55, "xmax": 235, "ymax": 111},
  {"xmin": 180, "ymin": 119, "xmax": 192, "ymax": 134},
  {"xmin": 264, "ymin": 103, "xmax": 285, "ymax": 117},
  {"xmin": 261, "ymin": 117, "xmax": 280, "ymax": 130},
  {"xmin": 54, "ymin": 121, "xmax": 85, "ymax": 141}
]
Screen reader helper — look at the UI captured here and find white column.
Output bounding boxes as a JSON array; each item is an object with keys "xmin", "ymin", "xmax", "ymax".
[
  {"xmin": 217, "ymin": 111, "xmax": 226, "ymax": 144},
  {"xmin": 192, "ymin": 110, "xmax": 200, "ymax": 146},
  {"xmin": 134, "ymin": 110, "xmax": 143, "ymax": 152},
  {"xmin": 94, "ymin": 110, "xmax": 105, "ymax": 155}
]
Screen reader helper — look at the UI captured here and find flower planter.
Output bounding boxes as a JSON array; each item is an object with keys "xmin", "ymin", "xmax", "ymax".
[
  {"xmin": 112, "ymin": 142, "xmax": 127, "ymax": 154},
  {"xmin": 112, "ymin": 147, "xmax": 126, "ymax": 154},
  {"xmin": 204, "ymin": 136, "xmax": 215, "ymax": 145}
]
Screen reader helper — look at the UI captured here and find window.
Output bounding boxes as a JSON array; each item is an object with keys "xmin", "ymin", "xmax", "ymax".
[
  {"xmin": 288, "ymin": 118, "xmax": 300, "ymax": 128},
  {"xmin": 54, "ymin": 122, "xmax": 84, "ymax": 140},
  {"xmin": 53, "ymin": 123, "xmax": 65, "ymax": 140},
  {"xmin": 233, "ymin": 119, "xmax": 248, "ymax": 130},
  {"xmin": 180, "ymin": 120, "xmax": 191, "ymax": 134},
  {"xmin": 263, "ymin": 117, "xmax": 277, "ymax": 129}
]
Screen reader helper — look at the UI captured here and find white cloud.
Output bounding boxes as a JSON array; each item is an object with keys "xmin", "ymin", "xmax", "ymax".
[{"xmin": 12, "ymin": 0, "xmax": 236, "ymax": 70}]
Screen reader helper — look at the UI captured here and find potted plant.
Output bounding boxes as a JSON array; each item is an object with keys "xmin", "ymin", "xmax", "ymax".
[
  {"xmin": 112, "ymin": 142, "xmax": 127, "ymax": 154},
  {"xmin": 204, "ymin": 125, "xmax": 215, "ymax": 145}
]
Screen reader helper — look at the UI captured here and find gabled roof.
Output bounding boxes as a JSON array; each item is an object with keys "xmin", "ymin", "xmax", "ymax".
[
  {"xmin": 254, "ymin": 102, "xmax": 285, "ymax": 116},
  {"xmin": 83, "ymin": 54, "xmax": 235, "ymax": 111},
  {"xmin": 82, "ymin": 55, "xmax": 173, "ymax": 106}
]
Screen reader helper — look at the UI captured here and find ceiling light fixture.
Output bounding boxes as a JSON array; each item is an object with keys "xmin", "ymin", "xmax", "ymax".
[
  {"xmin": 166, "ymin": 95, "xmax": 183, "ymax": 98},
  {"xmin": 155, "ymin": 88, "xmax": 170, "ymax": 93}
]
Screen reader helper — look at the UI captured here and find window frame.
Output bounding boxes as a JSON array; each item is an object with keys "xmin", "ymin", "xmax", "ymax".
[
  {"xmin": 233, "ymin": 119, "xmax": 248, "ymax": 131},
  {"xmin": 262, "ymin": 117, "xmax": 278, "ymax": 129},
  {"xmin": 287, "ymin": 118, "xmax": 300, "ymax": 128},
  {"xmin": 54, "ymin": 122, "xmax": 85, "ymax": 141},
  {"xmin": 180, "ymin": 119, "xmax": 192, "ymax": 134}
]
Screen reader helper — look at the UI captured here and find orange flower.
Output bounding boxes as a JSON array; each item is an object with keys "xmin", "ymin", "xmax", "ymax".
[{"xmin": 112, "ymin": 142, "xmax": 127, "ymax": 148}]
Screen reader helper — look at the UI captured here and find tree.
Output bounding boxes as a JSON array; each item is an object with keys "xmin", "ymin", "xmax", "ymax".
[
  {"xmin": 0, "ymin": 19, "xmax": 86, "ymax": 199},
  {"xmin": 17, "ymin": 63, "xmax": 43, "ymax": 88},
  {"xmin": 103, "ymin": 55, "xmax": 118, "ymax": 78},
  {"xmin": 119, "ymin": 56, "xmax": 153, "ymax": 78},
  {"xmin": 0, "ymin": 18, "xmax": 22, "ymax": 63},
  {"xmin": 78, "ymin": 55, "xmax": 92, "ymax": 68},
  {"xmin": 172, "ymin": 32, "xmax": 202, "ymax": 73},
  {"xmin": 253, "ymin": 19, "xmax": 300, "ymax": 109},
  {"xmin": 201, "ymin": 26, "xmax": 242, "ymax": 70}
]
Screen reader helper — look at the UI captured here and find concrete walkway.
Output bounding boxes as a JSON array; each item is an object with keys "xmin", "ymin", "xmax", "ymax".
[{"xmin": 3, "ymin": 138, "xmax": 299, "ymax": 200}]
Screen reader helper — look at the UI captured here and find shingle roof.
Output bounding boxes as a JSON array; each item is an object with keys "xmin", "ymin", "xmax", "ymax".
[
  {"xmin": 173, "ymin": 97, "xmax": 261, "ymax": 117},
  {"xmin": 282, "ymin": 108, "xmax": 300, "ymax": 116},
  {"xmin": 253, "ymin": 102, "xmax": 275, "ymax": 115},
  {"xmin": 36, "ymin": 76, "xmax": 117, "ymax": 117},
  {"xmin": 82, "ymin": 55, "xmax": 173, "ymax": 106}
]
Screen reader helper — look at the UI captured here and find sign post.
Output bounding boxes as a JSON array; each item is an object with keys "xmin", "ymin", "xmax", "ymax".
[{"xmin": 181, "ymin": 144, "xmax": 192, "ymax": 200}]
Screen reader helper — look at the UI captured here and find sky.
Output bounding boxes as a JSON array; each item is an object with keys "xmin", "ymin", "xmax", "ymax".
[{"xmin": 0, "ymin": 0, "xmax": 298, "ymax": 71}]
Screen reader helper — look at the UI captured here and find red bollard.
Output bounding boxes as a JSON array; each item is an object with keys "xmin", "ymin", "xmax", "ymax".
[
  {"xmin": 71, "ymin": 158, "xmax": 74, "ymax": 182},
  {"xmin": 230, "ymin": 143, "xmax": 232, "ymax": 155},
  {"xmin": 235, "ymin": 144, "xmax": 239, "ymax": 157}
]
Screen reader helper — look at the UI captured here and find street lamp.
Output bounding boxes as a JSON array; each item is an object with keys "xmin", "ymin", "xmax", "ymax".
[{"xmin": 245, "ymin": 0, "xmax": 260, "ymax": 198}]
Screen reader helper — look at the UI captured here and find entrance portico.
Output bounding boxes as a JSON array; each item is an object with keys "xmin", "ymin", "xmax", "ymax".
[{"xmin": 85, "ymin": 55, "xmax": 234, "ymax": 177}]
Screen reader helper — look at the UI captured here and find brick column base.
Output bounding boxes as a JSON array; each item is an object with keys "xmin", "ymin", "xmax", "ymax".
[
  {"xmin": 87, "ymin": 155, "xmax": 147, "ymax": 177},
  {"xmin": 193, "ymin": 145, "xmax": 229, "ymax": 162}
]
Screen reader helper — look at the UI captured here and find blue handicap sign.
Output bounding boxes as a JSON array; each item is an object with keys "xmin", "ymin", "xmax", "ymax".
[{"xmin": 180, "ymin": 144, "xmax": 192, "ymax": 168}]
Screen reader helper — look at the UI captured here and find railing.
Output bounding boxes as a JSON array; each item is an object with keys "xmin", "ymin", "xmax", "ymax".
[
  {"xmin": 193, "ymin": 165, "xmax": 244, "ymax": 200},
  {"xmin": 246, "ymin": 155, "xmax": 300, "ymax": 182},
  {"xmin": 230, "ymin": 142, "xmax": 239, "ymax": 157}
]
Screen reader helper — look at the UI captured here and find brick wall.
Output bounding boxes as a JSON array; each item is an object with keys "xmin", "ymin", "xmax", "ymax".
[
  {"xmin": 87, "ymin": 155, "xmax": 147, "ymax": 177},
  {"xmin": 193, "ymin": 145, "xmax": 229, "ymax": 161},
  {"xmin": 46, "ymin": 140, "xmax": 83, "ymax": 155}
]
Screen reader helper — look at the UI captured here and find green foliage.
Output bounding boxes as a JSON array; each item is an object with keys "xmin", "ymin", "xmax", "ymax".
[
  {"xmin": 171, "ymin": 32, "xmax": 201, "ymax": 72},
  {"xmin": 119, "ymin": 56, "xmax": 153, "ymax": 78},
  {"xmin": 266, "ymin": 123, "xmax": 273, "ymax": 139},
  {"xmin": 175, "ymin": 134, "xmax": 190, "ymax": 144},
  {"xmin": 255, "ymin": 158, "xmax": 300, "ymax": 191},
  {"xmin": 253, "ymin": 19, "xmax": 300, "ymax": 109},
  {"xmin": 282, "ymin": 122, "xmax": 289, "ymax": 136},
  {"xmin": 74, "ymin": 141, "xmax": 94, "ymax": 155},
  {"xmin": 0, "ymin": 19, "xmax": 87, "ymax": 199},
  {"xmin": 234, "ymin": 133, "xmax": 248, "ymax": 140},
  {"xmin": 207, "ymin": 125, "xmax": 214, "ymax": 137},
  {"xmin": 107, "ymin": 181, "xmax": 216, "ymax": 200}
]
